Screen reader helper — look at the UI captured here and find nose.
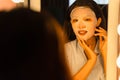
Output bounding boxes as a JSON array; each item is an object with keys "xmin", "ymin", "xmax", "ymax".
[{"xmin": 78, "ymin": 21, "xmax": 86, "ymax": 29}]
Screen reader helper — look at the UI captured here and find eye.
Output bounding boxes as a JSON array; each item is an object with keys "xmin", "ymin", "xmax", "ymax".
[
  {"xmin": 84, "ymin": 18, "xmax": 91, "ymax": 21},
  {"xmin": 72, "ymin": 19, "xmax": 78, "ymax": 22}
]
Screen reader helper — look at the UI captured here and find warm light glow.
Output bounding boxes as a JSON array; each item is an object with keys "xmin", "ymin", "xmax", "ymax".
[
  {"xmin": 12, "ymin": 0, "xmax": 24, "ymax": 3},
  {"xmin": 20, "ymin": 0, "xmax": 24, "ymax": 2},
  {"xmin": 0, "ymin": 0, "xmax": 17, "ymax": 11},
  {"xmin": 119, "ymin": 76, "xmax": 120, "ymax": 80},
  {"xmin": 116, "ymin": 54, "xmax": 120, "ymax": 68},
  {"xmin": 117, "ymin": 24, "xmax": 120, "ymax": 35}
]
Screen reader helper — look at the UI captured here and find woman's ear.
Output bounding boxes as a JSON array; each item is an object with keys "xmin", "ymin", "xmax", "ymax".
[{"xmin": 97, "ymin": 17, "xmax": 102, "ymax": 26}]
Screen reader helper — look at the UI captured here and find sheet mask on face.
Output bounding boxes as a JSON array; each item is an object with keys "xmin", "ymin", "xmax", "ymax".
[{"xmin": 70, "ymin": 7, "xmax": 98, "ymax": 41}]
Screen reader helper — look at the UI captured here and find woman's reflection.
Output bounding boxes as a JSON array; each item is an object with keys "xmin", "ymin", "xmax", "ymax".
[{"xmin": 64, "ymin": 0, "xmax": 107, "ymax": 80}]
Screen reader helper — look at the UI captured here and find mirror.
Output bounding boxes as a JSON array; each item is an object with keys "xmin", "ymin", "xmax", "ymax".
[
  {"xmin": 67, "ymin": 0, "xmax": 108, "ymax": 80},
  {"xmin": 41, "ymin": 0, "xmax": 109, "ymax": 80}
]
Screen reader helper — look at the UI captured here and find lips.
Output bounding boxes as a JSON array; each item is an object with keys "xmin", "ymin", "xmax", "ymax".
[{"xmin": 78, "ymin": 30, "xmax": 87, "ymax": 35}]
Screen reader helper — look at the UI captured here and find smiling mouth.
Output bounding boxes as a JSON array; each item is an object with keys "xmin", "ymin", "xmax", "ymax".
[{"xmin": 78, "ymin": 30, "xmax": 87, "ymax": 35}]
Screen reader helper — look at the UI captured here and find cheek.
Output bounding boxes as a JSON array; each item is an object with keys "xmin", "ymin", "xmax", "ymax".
[
  {"xmin": 72, "ymin": 26, "xmax": 78, "ymax": 36},
  {"xmin": 71, "ymin": 24, "xmax": 77, "ymax": 33},
  {"xmin": 87, "ymin": 25, "xmax": 96, "ymax": 35},
  {"xmin": 90, "ymin": 27, "xmax": 96, "ymax": 32},
  {"xmin": 88, "ymin": 22, "xmax": 97, "ymax": 32}
]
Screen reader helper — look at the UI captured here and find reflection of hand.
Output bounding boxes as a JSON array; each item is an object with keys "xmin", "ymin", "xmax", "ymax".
[
  {"xmin": 95, "ymin": 27, "xmax": 107, "ymax": 54},
  {"xmin": 95, "ymin": 27, "xmax": 107, "ymax": 73},
  {"xmin": 77, "ymin": 37, "xmax": 97, "ymax": 60},
  {"xmin": 74, "ymin": 37, "xmax": 97, "ymax": 80}
]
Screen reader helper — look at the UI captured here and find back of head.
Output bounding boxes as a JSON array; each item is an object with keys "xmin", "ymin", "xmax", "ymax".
[
  {"xmin": 0, "ymin": 8, "xmax": 71, "ymax": 80},
  {"xmin": 64, "ymin": 0, "xmax": 106, "ymax": 41}
]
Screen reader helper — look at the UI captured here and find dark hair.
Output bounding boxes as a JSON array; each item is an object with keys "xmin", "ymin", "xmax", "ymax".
[
  {"xmin": 0, "ymin": 8, "xmax": 71, "ymax": 80},
  {"xmin": 63, "ymin": 0, "xmax": 106, "ymax": 41}
]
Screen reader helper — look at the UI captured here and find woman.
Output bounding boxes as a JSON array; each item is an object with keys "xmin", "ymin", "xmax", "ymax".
[
  {"xmin": 64, "ymin": 0, "xmax": 107, "ymax": 80},
  {"xmin": 0, "ymin": 8, "xmax": 72, "ymax": 80}
]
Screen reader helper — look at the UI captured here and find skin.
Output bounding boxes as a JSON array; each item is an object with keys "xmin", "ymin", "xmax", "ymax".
[{"xmin": 70, "ymin": 7, "xmax": 107, "ymax": 80}]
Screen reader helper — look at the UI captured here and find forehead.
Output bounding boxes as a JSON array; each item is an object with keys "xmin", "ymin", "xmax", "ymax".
[{"xmin": 70, "ymin": 7, "xmax": 96, "ymax": 18}]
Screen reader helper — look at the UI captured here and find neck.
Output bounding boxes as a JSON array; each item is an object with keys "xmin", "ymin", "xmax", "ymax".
[{"xmin": 86, "ymin": 36, "xmax": 97, "ymax": 50}]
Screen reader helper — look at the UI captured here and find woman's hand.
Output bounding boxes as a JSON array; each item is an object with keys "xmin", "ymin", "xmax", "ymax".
[
  {"xmin": 73, "ymin": 37, "xmax": 97, "ymax": 80},
  {"xmin": 95, "ymin": 27, "xmax": 107, "ymax": 54},
  {"xmin": 95, "ymin": 27, "xmax": 107, "ymax": 73},
  {"xmin": 77, "ymin": 37, "xmax": 97, "ymax": 60}
]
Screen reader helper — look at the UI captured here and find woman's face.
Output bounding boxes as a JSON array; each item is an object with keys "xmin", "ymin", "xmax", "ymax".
[{"xmin": 70, "ymin": 7, "xmax": 98, "ymax": 41}]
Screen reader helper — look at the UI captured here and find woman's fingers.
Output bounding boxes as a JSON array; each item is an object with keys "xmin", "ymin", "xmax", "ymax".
[
  {"xmin": 94, "ymin": 27, "xmax": 107, "ymax": 40},
  {"xmin": 77, "ymin": 37, "xmax": 87, "ymax": 49},
  {"xmin": 95, "ymin": 27, "xmax": 107, "ymax": 53}
]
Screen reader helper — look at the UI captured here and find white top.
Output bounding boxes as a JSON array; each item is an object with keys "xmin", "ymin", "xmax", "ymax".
[{"xmin": 65, "ymin": 39, "xmax": 105, "ymax": 80}]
